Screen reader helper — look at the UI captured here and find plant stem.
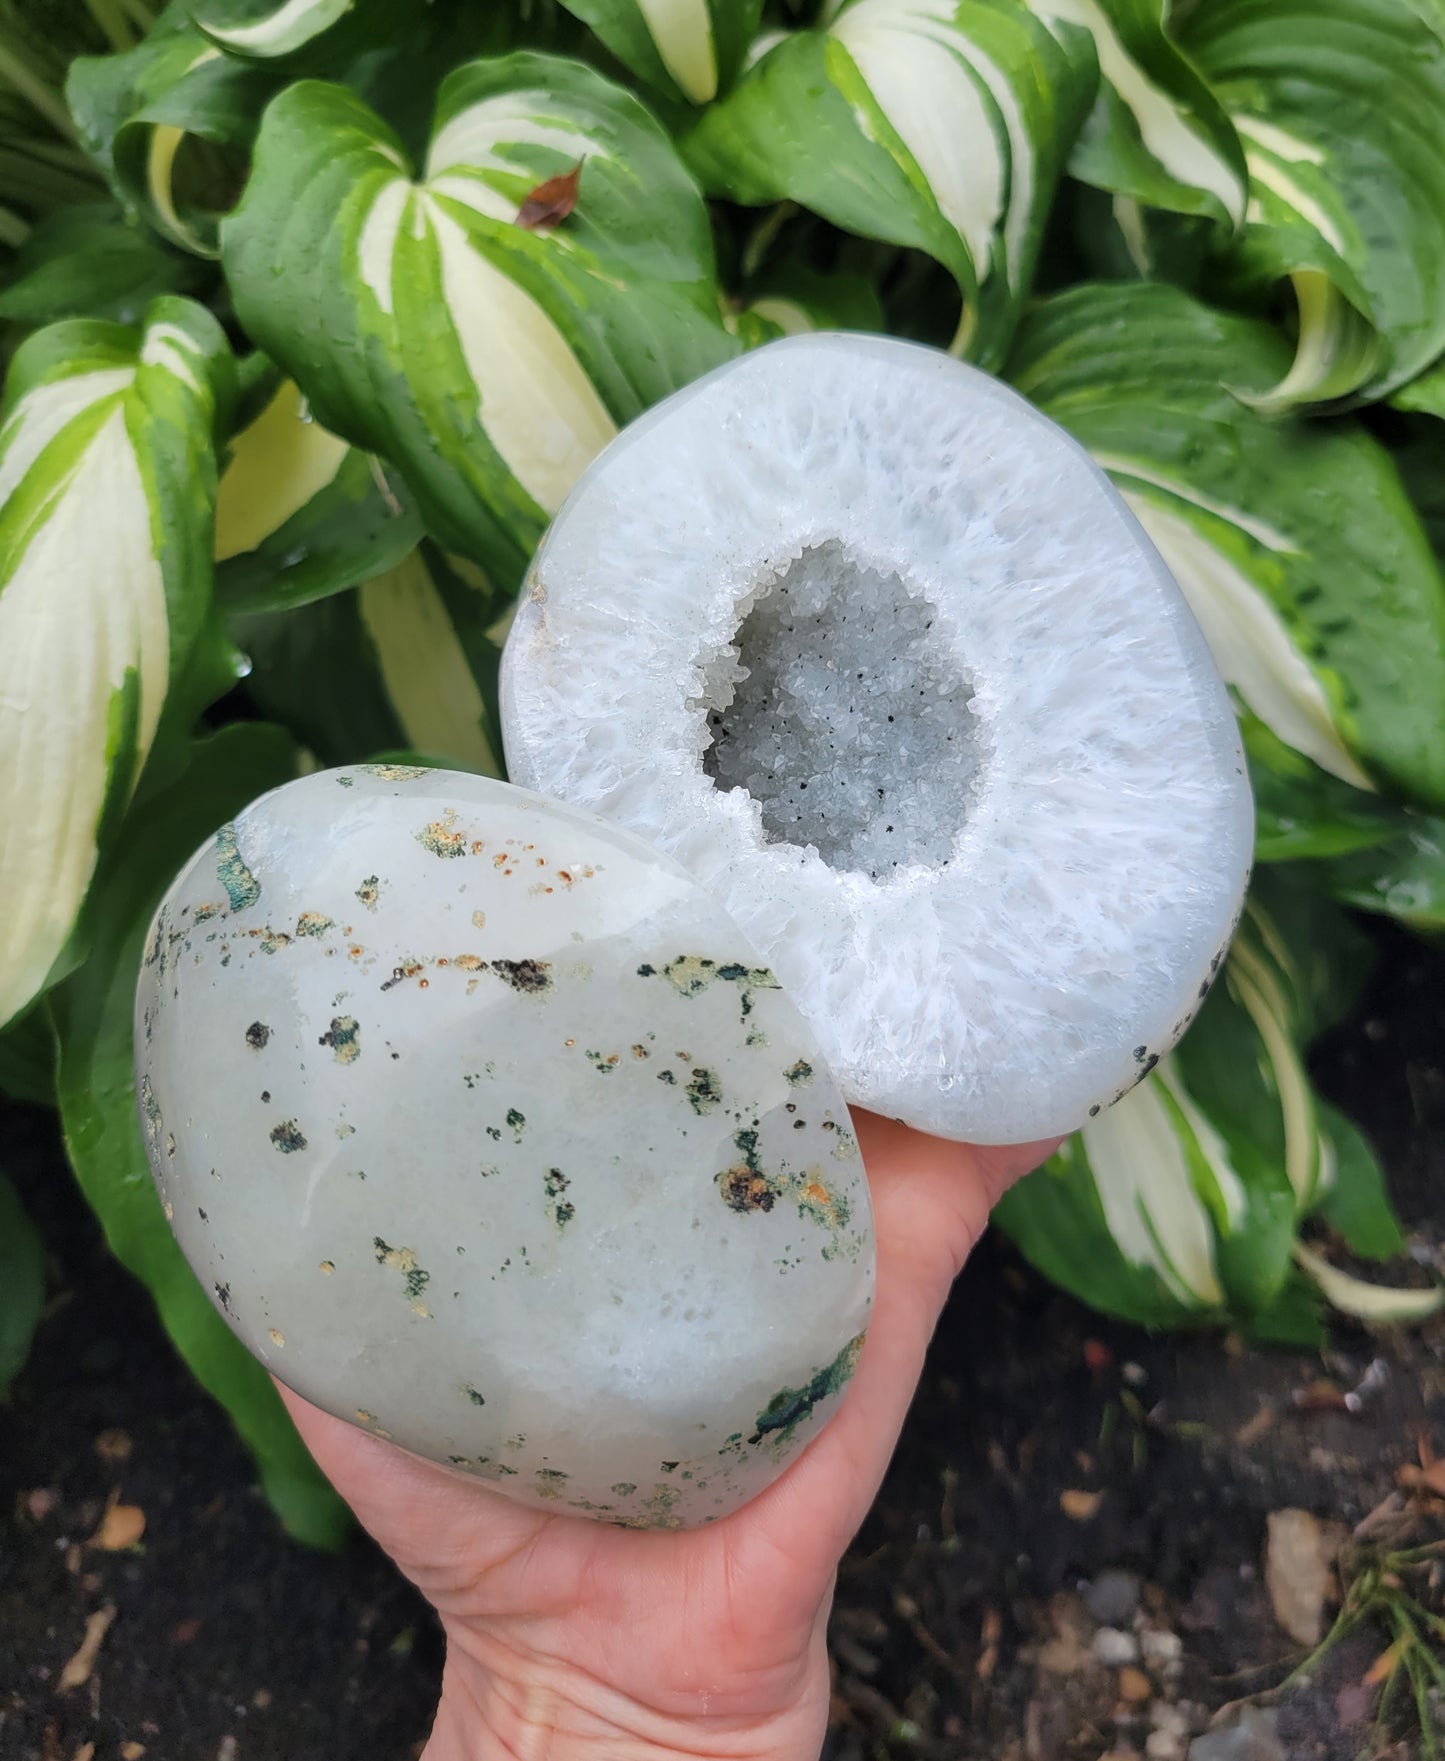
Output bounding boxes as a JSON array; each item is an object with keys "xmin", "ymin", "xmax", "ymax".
[
  {"xmin": 0, "ymin": 45, "xmax": 77, "ymax": 143},
  {"xmin": 0, "ymin": 202, "xmax": 30, "ymax": 247},
  {"xmin": 83, "ymin": 0, "xmax": 138, "ymax": 52},
  {"xmin": 0, "ymin": 148, "xmax": 99, "ymax": 208}
]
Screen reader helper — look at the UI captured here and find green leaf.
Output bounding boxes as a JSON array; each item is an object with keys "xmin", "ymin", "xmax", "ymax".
[
  {"xmin": 1392, "ymin": 356, "xmax": 1445, "ymax": 422},
  {"xmin": 1009, "ymin": 282, "xmax": 1445, "ymax": 813},
  {"xmin": 67, "ymin": 2, "xmax": 279, "ymax": 257},
  {"xmin": 0, "ymin": 1170, "xmax": 46, "ymax": 1395},
  {"xmin": 1031, "ymin": 0, "xmax": 1246, "ymax": 225},
  {"xmin": 1321, "ymin": 811, "xmax": 1445, "ymax": 932},
  {"xmin": 683, "ymin": 3, "xmax": 1096, "ymax": 363},
  {"xmin": 214, "ymin": 373, "xmax": 422, "ymax": 614},
  {"xmin": 222, "ymin": 54, "xmax": 736, "ymax": 574},
  {"xmin": 1176, "ymin": 0, "xmax": 1445, "ymax": 408},
  {"xmin": 740, "ymin": 260, "xmax": 887, "ymax": 337},
  {"xmin": 49, "ymin": 721, "xmax": 350, "ymax": 1547},
  {"xmin": 234, "ymin": 541, "xmax": 509, "ymax": 774},
  {"xmin": 0, "ymin": 1002, "xmax": 56, "ymax": 1105},
  {"xmin": 1384, "ymin": 405, "xmax": 1445, "ymax": 581},
  {"xmin": 1243, "ymin": 1271, "xmax": 1325, "ymax": 1348},
  {"xmin": 559, "ymin": 0, "xmax": 763, "ymax": 104},
  {"xmin": 1312, "ymin": 1101, "xmax": 1405, "ymax": 1263},
  {"xmin": 0, "ymin": 295, "xmax": 231, "ymax": 1030},
  {"xmin": 1244, "ymin": 714, "xmax": 1404, "ymax": 863},
  {"xmin": 0, "ymin": 202, "xmax": 210, "ymax": 326}
]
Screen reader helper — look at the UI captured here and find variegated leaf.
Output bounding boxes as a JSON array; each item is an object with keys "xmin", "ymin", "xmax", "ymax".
[
  {"xmin": 1293, "ymin": 1242, "xmax": 1443, "ymax": 1324},
  {"xmin": 683, "ymin": 1, "xmax": 1097, "ymax": 362},
  {"xmin": 992, "ymin": 1071, "xmax": 1236, "ymax": 1328},
  {"xmin": 0, "ymin": 204, "xmax": 212, "ymax": 328},
  {"xmin": 67, "ymin": 0, "xmax": 278, "ymax": 257},
  {"xmin": 194, "ymin": 0, "xmax": 409, "ymax": 64},
  {"xmin": 1009, "ymin": 282, "xmax": 1445, "ymax": 814},
  {"xmin": 221, "ymin": 54, "xmax": 736, "ymax": 575},
  {"xmin": 559, "ymin": 0, "xmax": 763, "ymax": 104},
  {"xmin": 0, "ymin": 296, "xmax": 230, "ymax": 1028},
  {"xmin": 215, "ymin": 373, "xmax": 422, "ymax": 612},
  {"xmin": 738, "ymin": 262, "xmax": 887, "ymax": 339},
  {"xmin": 1030, "ymin": 0, "xmax": 1245, "ymax": 226},
  {"xmin": 1322, "ymin": 812, "xmax": 1445, "ymax": 933},
  {"xmin": 994, "ymin": 901, "xmax": 1405, "ymax": 1331},
  {"xmin": 48, "ymin": 719, "xmax": 352, "ymax": 1546},
  {"xmin": 234, "ymin": 542, "xmax": 508, "ymax": 776},
  {"xmin": 1177, "ymin": 0, "xmax": 1445, "ymax": 408}
]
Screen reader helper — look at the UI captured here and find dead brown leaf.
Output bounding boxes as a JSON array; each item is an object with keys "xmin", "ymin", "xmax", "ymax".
[
  {"xmin": 94, "ymin": 1429, "xmax": 133, "ymax": 1465},
  {"xmin": 1265, "ymin": 1509, "xmax": 1345, "ymax": 1646},
  {"xmin": 22, "ymin": 1487, "xmax": 60, "ymax": 1522},
  {"xmin": 977, "ymin": 1605, "xmax": 1001, "ymax": 1681},
  {"xmin": 72, "ymin": 1744, "xmax": 96, "ymax": 1761},
  {"xmin": 1398, "ymin": 1457, "xmax": 1445, "ymax": 1498},
  {"xmin": 515, "ymin": 158, "xmax": 583, "ymax": 230},
  {"xmin": 1118, "ymin": 1664, "xmax": 1152, "ymax": 1703},
  {"xmin": 1292, "ymin": 1378, "xmax": 1351, "ymax": 1414},
  {"xmin": 1363, "ymin": 1636, "xmax": 1408, "ymax": 1686},
  {"xmin": 1234, "ymin": 1405, "xmax": 1276, "ymax": 1448},
  {"xmin": 57, "ymin": 1604, "xmax": 116, "ymax": 1692},
  {"xmin": 91, "ymin": 1500, "xmax": 145, "ymax": 1551},
  {"xmin": 1059, "ymin": 1488, "xmax": 1103, "ymax": 1522},
  {"xmin": 120, "ymin": 1744, "xmax": 146, "ymax": 1759}
]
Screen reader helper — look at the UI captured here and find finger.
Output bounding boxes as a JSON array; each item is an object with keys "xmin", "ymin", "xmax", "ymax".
[
  {"xmin": 273, "ymin": 1378, "xmax": 553, "ymax": 1579},
  {"xmin": 737, "ymin": 1116, "xmax": 1059, "ymax": 1568}
]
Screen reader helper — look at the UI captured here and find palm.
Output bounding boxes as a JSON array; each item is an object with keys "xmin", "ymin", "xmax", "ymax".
[{"xmin": 278, "ymin": 1113, "xmax": 1053, "ymax": 1749}]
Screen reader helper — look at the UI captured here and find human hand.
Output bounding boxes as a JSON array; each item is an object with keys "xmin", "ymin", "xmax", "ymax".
[{"xmin": 277, "ymin": 1112, "xmax": 1057, "ymax": 1761}]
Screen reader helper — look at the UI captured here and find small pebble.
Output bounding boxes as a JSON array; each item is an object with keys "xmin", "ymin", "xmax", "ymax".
[
  {"xmin": 1084, "ymin": 1568, "xmax": 1142, "ymax": 1625},
  {"xmin": 1187, "ymin": 1707, "xmax": 1285, "ymax": 1761},
  {"xmin": 1146, "ymin": 1703, "xmax": 1192, "ymax": 1761},
  {"xmin": 1094, "ymin": 1626, "xmax": 1140, "ymax": 1666}
]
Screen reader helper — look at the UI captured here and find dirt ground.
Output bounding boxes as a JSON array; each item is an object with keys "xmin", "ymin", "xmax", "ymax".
[{"xmin": 2, "ymin": 919, "xmax": 1442, "ymax": 1761}]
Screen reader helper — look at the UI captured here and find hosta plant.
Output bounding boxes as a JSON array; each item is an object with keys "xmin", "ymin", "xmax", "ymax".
[{"xmin": 2, "ymin": 0, "xmax": 1444, "ymax": 1540}]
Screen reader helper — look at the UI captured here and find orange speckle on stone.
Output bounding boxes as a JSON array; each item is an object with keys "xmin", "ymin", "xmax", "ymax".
[
  {"xmin": 493, "ymin": 854, "xmax": 507, "ymax": 869},
  {"xmin": 349, "ymin": 946, "xmax": 364, "ymax": 958},
  {"xmin": 564, "ymin": 1038, "xmax": 576, "ymax": 1048},
  {"xmin": 471, "ymin": 841, "xmax": 485, "ymax": 854},
  {"xmin": 419, "ymin": 978, "xmax": 430, "ymax": 989},
  {"xmin": 804, "ymin": 1182, "xmax": 831, "ymax": 1206}
]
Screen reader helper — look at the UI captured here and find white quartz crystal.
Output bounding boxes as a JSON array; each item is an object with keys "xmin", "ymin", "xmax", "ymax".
[
  {"xmin": 502, "ymin": 333, "xmax": 1254, "ymax": 1144},
  {"xmin": 135, "ymin": 766, "xmax": 874, "ymax": 1526}
]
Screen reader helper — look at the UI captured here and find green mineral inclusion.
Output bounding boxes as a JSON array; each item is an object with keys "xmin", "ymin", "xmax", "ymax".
[
  {"xmin": 750, "ymin": 1333, "xmax": 865, "ymax": 1447},
  {"xmin": 214, "ymin": 823, "xmax": 261, "ymax": 911}
]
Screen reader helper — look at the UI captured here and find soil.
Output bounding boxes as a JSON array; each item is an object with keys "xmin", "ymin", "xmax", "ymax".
[{"xmin": 2, "ymin": 919, "xmax": 1442, "ymax": 1761}]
